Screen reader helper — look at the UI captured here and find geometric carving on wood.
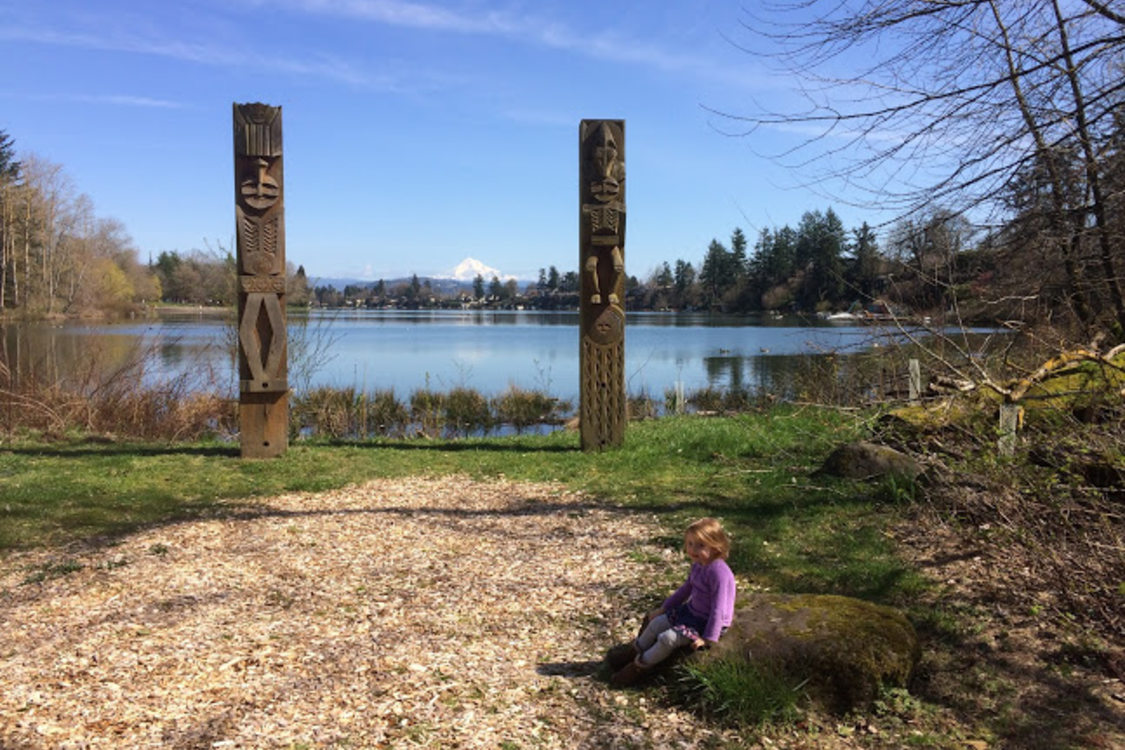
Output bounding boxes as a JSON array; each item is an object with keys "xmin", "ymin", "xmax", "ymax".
[
  {"xmin": 234, "ymin": 103, "xmax": 283, "ymax": 158},
  {"xmin": 239, "ymin": 213, "xmax": 281, "ymax": 275},
  {"xmin": 580, "ymin": 337, "xmax": 625, "ymax": 450},
  {"xmin": 240, "ymin": 275, "xmax": 287, "ymax": 294},
  {"xmin": 239, "ymin": 291, "xmax": 287, "ymax": 393}
]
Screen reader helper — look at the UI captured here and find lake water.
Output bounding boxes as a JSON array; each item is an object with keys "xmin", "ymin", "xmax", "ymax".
[{"xmin": 1, "ymin": 309, "xmax": 982, "ymax": 403}]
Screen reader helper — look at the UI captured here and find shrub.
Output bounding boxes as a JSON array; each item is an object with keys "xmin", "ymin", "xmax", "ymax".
[
  {"xmin": 687, "ymin": 386, "xmax": 724, "ymax": 413},
  {"xmin": 409, "ymin": 389, "xmax": 446, "ymax": 437},
  {"xmin": 444, "ymin": 387, "xmax": 492, "ymax": 437},
  {"xmin": 627, "ymin": 392, "xmax": 659, "ymax": 420},
  {"xmin": 664, "ymin": 382, "xmax": 687, "ymax": 415},
  {"xmin": 492, "ymin": 386, "xmax": 568, "ymax": 434},
  {"xmin": 293, "ymin": 386, "xmax": 360, "ymax": 438},
  {"xmin": 364, "ymin": 389, "xmax": 408, "ymax": 437}
]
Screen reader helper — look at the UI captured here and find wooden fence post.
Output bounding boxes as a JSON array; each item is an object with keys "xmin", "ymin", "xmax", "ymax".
[
  {"xmin": 998, "ymin": 403, "xmax": 1022, "ymax": 457},
  {"xmin": 908, "ymin": 358, "xmax": 921, "ymax": 405}
]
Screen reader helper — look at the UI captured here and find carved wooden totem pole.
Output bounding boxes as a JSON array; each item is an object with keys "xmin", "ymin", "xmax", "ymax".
[
  {"xmin": 233, "ymin": 102, "xmax": 288, "ymax": 458},
  {"xmin": 579, "ymin": 119, "xmax": 626, "ymax": 450}
]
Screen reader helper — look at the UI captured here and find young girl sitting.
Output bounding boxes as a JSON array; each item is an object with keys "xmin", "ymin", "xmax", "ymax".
[{"xmin": 608, "ymin": 517, "xmax": 737, "ymax": 686}]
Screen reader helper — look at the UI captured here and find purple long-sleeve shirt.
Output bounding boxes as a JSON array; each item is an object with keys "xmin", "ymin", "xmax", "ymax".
[{"xmin": 662, "ymin": 559, "xmax": 736, "ymax": 642}]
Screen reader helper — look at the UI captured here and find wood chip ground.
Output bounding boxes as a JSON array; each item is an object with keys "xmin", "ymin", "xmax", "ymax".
[{"xmin": 0, "ymin": 477, "xmax": 744, "ymax": 749}]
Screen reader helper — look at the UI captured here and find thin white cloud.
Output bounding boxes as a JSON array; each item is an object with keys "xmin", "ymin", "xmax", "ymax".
[
  {"xmin": 0, "ymin": 24, "xmax": 395, "ymax": 89},
  {"xmin": 13, "ymin": 91, "xmax": 186, "ymax": 109},
  {"xmin": 265, "ymin": 0, "xmax": 767, "ymax": 89},
  {"xmin": 0, "ymin": 1, "xmax": 775, "ymax": 96},
  {"xmin": 281, "ymin": 0, "xmax": 518, "ymax": 34}
]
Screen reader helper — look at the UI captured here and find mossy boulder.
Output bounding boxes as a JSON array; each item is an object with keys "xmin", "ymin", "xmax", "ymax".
[
  {"xmin": 814, "ymin": 441, "xmax": 922, "ymax": 481},
  {"xmin": 696, "ymin": 593, "xmax": 921, "ymax": 713}
]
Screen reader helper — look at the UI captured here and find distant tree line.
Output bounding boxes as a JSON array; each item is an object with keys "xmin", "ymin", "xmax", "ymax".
[
  {"xmin": 0, "ymin": 127, "xmax": 317, "ymax": 316},
  {"xmin": 0, "ymin": 130, "xmax": 159, "ymax": 317},
  {"xmin": 631, "ymin": 213, "xmax": 884, "ymax": 314},
  {"xmin": 303, "ymin": 206, "xmax": 975, "ymax": 320}
]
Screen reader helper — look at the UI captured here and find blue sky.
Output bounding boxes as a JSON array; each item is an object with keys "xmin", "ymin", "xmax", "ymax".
[{"xmin": 0, "ymin": 0, "xmax": 879, "ymax": 283}]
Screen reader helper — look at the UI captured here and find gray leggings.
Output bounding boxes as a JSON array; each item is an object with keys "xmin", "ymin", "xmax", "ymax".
[{"xmin": 635, "ymin": 613, "xmax": 695, "ymax": 667}]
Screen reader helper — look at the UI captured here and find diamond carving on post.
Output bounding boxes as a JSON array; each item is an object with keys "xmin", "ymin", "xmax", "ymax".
[{"xmin": 239, "ymin": 292, "xmax": 287, "ymax": 393}]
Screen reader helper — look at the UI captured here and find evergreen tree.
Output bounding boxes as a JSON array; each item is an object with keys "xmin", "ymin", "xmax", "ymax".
[
  {"xmin": 795, "ymin": 209, "xmax": 846, "ymax": 310},
  {"xmin": 407, "ymin": 274, "xmax": 421, "ymax": 305},
  {"xmin": 848, "ymin": 222, "xmax": 881, "ymax": 300},
  {"xmin": 699, "ymin": 239, "xmax": 732, "ymax": 309},
  {"xmin": 0, "ymin": 130, "xmax": 19, "ymax": 180},
  {"xmin": 673, "ymin": 259, "xmax": 697, "ymax": 309},
  {"xmin": 730, "ymin": 227, "xmax": 749, "ymax": 276}
]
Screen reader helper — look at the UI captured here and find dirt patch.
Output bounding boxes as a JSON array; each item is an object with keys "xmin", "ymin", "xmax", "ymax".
[
  {"xmin": 0, "ymin": 477, "xmax": 742, "ymax": 748},
  {"xmin": 892, "ymin": 498, "xmax": 1125, "ymax": 750}
]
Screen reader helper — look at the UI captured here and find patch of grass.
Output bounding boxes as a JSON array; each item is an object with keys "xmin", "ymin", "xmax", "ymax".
[
  {"xmin": 21, "ymin": 558, "xmax": 84, "ymax": 585},
  {"xmin": 678, "ymin": 657, "xmax": 806, "ymax": 726}
]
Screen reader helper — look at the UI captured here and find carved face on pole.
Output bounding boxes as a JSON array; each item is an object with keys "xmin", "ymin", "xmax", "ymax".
[
  {"xmin": 240, "ymin": 158, "xmax": 280, "ymax": 211},
  {"xmin": 589, "ymin": 122, "xmax": 624, "ymax": 204}
]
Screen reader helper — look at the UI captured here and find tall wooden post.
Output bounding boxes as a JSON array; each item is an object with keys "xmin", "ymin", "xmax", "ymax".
[
  {"xmin": 579, "ymin": 119, "xmax": 626, "ymax": 450},
  {"xmin": 233, "ymin": 102, "xmax": 288, "ymax": 458}
]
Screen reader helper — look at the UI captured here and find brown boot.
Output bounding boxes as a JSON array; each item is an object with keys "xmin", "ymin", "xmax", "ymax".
[
  {"xmin": 610, "ymin": 660, "xmax": 649, "ymax": 687},
  {"xmin": 604, "ymin": 642, "xmax": 638, "ymax": 671}
]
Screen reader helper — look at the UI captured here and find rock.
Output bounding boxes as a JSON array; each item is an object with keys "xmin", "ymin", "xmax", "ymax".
[
  {"xmin": 814, "ymin": 441, "xmax": 922, "ymax": 481},
  {"xmin": 696, "ymin": 593, "xmax": 920, "ymax": 713}
]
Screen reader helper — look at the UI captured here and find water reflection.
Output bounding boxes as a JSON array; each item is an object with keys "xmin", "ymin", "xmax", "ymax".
[{"xmin": 2, "ymin": 310, "xmax": 999, "ymax": 403}]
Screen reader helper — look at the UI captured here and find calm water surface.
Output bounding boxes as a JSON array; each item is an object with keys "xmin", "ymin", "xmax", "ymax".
[{"xmin": 2, "ymin": 309, "xmax": 981, "ymax": 402}]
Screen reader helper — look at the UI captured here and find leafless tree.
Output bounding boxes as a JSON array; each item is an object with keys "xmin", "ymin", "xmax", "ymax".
[{"xmin": 721, "ymin": 0, "xmax": 1125, "ymax": 336}]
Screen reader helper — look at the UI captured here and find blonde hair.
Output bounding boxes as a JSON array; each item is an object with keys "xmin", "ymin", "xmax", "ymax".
[{"xmin": 685, "ymin": 517, "xmax": 730, "ymax": 560}]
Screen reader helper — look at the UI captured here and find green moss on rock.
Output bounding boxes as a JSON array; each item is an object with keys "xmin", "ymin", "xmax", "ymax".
[
  {"xmin": 815, "ymin": 441, "xmax": 922, "ymax": 481},
  {"xmin": 697, "ymin": 593, "xmax": 920, "ymax": 714}
]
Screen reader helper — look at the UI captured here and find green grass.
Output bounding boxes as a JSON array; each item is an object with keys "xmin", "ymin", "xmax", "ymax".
[
  {"xmin": 0, "ymin": 407, "xmax": 921, "ymax": 608},
  {"xmin": 679, "ymin": 657, "xmax": 806, "ymax": 726}
]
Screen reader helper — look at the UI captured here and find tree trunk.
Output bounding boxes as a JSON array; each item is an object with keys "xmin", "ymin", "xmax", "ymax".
[{"xmin": 1050, "ymin": 0, "xmax": 1125, "ymax": 335}]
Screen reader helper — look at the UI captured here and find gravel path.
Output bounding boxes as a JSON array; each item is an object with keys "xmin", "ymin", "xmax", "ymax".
[{"xmin": 0, "ymin": 476, "xmax": 737, "ymax": 749}]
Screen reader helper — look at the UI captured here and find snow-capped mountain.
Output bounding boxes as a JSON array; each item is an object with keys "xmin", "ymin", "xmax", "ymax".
[{"xmin": 444, "ymin": 257, "xmax": 508, "ymax": 281}]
